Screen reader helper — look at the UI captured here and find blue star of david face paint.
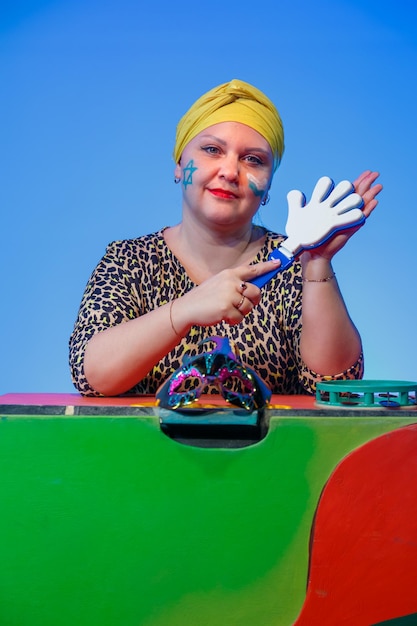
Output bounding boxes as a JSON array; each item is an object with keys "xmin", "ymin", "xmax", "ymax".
[{"xmin": 182, "ymin": 159, "xmax": 198, "ymax": 188}]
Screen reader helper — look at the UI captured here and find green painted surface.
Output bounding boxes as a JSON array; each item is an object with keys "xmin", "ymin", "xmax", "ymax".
[{"xmin": 0, "ymin": 412, "xmax": 415, "ymax": 626}]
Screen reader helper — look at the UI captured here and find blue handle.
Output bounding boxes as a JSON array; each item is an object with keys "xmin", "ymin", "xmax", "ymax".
[{"xmin": 251, "ymin": 248, "xmax": 294, "ymax": 288}]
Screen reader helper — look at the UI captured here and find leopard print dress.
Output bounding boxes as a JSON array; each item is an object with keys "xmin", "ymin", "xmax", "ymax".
[{"xmin": 69, "ymin": 228, "xmax": 363, "ymax": 396}]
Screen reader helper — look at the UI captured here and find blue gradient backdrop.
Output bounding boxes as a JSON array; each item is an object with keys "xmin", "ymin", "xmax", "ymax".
[{"xmin": 1, "ymin": 0, "xmax": 416, "ymax": 393}]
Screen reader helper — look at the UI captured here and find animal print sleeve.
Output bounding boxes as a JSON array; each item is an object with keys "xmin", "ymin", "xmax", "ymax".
[{"xmin": 69, "ymin": 241, "xmax": 141, "ymax": 396}]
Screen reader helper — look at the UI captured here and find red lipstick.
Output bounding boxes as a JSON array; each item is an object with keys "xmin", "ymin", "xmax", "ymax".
[{"xmin": 208, "ymin": 188, "xmax": 238, "ymax": 199}]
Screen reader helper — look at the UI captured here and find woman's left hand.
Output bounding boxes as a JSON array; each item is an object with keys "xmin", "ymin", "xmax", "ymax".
[{"xmin": 300, "ymin": 170, "xmax": 382, "ymax": 263}]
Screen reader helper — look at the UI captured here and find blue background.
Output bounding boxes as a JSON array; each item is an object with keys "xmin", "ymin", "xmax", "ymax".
[{"xmin": 1, "ymin": 0, "xmax": 416, "ymax": 394}]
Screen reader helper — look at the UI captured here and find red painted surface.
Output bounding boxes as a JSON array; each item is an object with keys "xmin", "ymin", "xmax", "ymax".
[{"xmin": 294, "ymin": 424, "xmax": 417, "ymax": 626}]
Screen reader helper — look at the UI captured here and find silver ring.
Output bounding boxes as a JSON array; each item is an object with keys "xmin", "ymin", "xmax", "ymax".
[{"xmin": 236, "ymin": 295, "xmax": 245, "ymax": 310}]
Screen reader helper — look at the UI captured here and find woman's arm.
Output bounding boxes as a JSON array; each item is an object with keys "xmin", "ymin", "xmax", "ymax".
[
  {"xmin": 299, "ymin": 170, "xmax": 382, "ymax": 374},
  {"xmin": 79, "ymin": 258, "xmax": 280, "ymax": 396},
  {"xmin": 299, "ymin": 256, "xmax": 362, "ymax": 373}
]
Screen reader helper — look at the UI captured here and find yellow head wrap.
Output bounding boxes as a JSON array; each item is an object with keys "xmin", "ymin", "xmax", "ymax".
[{"xmin": 173, "ymin": 79, "xmax": 284, "ymax": 171}]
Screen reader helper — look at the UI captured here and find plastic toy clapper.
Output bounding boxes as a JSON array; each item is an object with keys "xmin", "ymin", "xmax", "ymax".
[{"xmin": 251, "ymin": 176, "xmax": 365, "ymax": 288}]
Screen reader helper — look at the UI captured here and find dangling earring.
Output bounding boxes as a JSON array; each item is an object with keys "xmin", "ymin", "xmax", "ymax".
[
  {"xmin": 174, "ymin": 177, "xmax": 181, "ymax": 184},
  {"xmin": 261, "ymin": 193, "xmax": 270, "ymax": 206}
]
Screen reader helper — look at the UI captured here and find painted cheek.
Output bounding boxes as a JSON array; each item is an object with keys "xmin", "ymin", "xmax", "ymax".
[
  {"xmin": 247, "ymin": 173, "xmax": 268, "ymax": 199},
  {"xmin": 182, "ymin": 159, "xmax": 198, "ymax": 189}
]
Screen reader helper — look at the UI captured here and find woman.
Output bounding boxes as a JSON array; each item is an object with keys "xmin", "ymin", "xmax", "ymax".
[{"xmin": 69, "ymin": 79, "xmax": 382, "ymax": 397}]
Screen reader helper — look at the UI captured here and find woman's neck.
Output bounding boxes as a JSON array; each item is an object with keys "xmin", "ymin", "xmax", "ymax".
[{"xmin": 164, "ymin": 222, "xmax": 266, "ymax": 284}]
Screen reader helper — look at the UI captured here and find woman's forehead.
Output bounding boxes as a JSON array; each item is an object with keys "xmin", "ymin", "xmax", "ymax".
[{"xmin": 189, "ymin": 121, "xmax": 273, "ymax": 151}]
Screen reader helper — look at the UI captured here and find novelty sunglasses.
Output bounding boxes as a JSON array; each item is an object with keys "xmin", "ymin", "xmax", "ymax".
[{"xmin": 156, "ymin": 336, "xmax": 271, "ymax": 412}]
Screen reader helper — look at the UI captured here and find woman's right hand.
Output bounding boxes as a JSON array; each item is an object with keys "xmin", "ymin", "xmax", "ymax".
[{"xmin": 171, "ymin": 258, "xmax": 281, "ymax": 329}]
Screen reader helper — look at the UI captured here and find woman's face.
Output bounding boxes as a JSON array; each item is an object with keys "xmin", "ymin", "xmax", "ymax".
[{"xmin": 175, "ymin": 121, "xmax": 274, "ymax": 231}]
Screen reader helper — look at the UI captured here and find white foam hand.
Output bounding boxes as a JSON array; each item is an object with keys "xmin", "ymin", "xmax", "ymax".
[{"xmin": 282, "ymin": 176, "xmax": 365, "ymax": 257}]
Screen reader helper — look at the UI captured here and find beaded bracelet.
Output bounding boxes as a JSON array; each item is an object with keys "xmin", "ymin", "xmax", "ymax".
[{"xmin": 302, "ymin": 273, "xmax": 336, "ymax": 283}]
